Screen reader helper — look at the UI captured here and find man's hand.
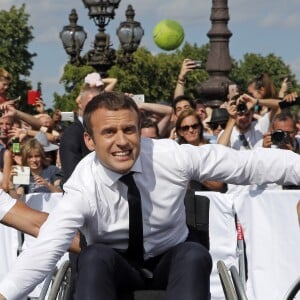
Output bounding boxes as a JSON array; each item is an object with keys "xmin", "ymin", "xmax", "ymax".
[
  {"xmin": 262, "ymin": 132, "xmax": 272, "ymax": 148},
  {"xmin": 0, "ymin": 293, "xmax": 7, "ymax": 300}
]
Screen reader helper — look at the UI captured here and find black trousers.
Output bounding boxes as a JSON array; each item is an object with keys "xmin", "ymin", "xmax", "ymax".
[{"xmin": 73, "ymin": 241, "xmax": 212, "ymax": 300}]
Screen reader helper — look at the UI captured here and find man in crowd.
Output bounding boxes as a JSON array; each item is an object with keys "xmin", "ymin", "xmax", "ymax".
[{"xmin": 2, "ymin": 92, "xmax": 300, "ymax": 300}]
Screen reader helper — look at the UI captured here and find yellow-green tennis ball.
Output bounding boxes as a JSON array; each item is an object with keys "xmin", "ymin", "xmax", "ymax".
[{"xmin": 153, "ymin": 19, "xmax": 185, "ymax": 51}]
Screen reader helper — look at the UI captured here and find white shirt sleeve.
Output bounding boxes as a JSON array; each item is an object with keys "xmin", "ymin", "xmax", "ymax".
[{"xmin": 0, "ymin": 189, "xmax": 17, "ymax": 221}]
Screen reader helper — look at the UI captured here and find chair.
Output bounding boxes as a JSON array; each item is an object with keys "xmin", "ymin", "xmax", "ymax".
[{"xmin": 44, "ymin": 191, "xmax": 210, "ymax": 300}]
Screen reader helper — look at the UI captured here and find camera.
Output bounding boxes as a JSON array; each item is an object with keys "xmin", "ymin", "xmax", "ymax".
[
  {"xmin": 271, "ymin": 130, "xmax": 291, "ymax": 146},
  {"xmin": 236, "ymin": 102, "xmax": 247, "ymax": 114}
]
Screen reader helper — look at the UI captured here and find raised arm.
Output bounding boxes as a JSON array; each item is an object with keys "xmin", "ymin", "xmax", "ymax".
[
  {"xmin": 103, "ymin": 78, "xmax": 118, "ymax": 92},
  {"xmin": 138, "ymin": 102, "xmax": 173, "ymax": 138},
  {"xmin": 174, "ymin": 58, "xmax": 198, "ymax": 99},
  {"xmin": 0, "ymin": 101, "xmax": 41, "ymax": 129}
]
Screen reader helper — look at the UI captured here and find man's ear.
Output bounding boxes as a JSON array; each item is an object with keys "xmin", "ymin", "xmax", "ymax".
[{"xmin": 84, "ymin": 132, "xmax": 95, "ymax": 151}]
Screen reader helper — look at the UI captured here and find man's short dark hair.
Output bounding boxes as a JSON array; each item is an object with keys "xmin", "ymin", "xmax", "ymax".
[
  {"xmin": 272, "ymin": 110, "xmax": 296, "ymax": 128},
  {"xmin": 172, "ymin": 95, "xmax": 196, "ymax": 112},
  {"xmin": 83, "ymin": 92, "xmax": 140, "ymax": 137},
  {"xmin": 141, "ymin": 118, "xmax": 159, "ymax": 137}
]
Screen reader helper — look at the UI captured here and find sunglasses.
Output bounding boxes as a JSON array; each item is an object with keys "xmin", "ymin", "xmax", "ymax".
[
  {"xmin": 209, "ymin": 122, "xmax": 227, "ymax": 130},
  {"xmin": 180, "ymin": 123, "xmax": 200, "ymax": 132}
]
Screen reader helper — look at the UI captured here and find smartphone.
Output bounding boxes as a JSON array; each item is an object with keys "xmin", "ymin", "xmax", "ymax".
[
  {"xmin": 27, "ymin": 90, "xmax": 41, "ymax": 105},
  {"xmin": 193, "ymin": 60, "xmax": 202, "ymax": 69},
  {"xmin": 132, "ymin": 94, "xmax": 145, "ymax": 104},
  {"xmin": 61, "ymin": 112, "xmax": 75, "ymax": 122}
]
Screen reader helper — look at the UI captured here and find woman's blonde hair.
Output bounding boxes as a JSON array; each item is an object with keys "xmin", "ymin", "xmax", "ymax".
[
  {"xmin": 21, "ymin": 138, "xmax": 49, "ymax": 168},
  {"xmin": 0, "ymin": 68, "xmax": 12, "ymax": 82}
]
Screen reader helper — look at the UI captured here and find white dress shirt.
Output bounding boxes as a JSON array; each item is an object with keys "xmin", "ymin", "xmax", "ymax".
[
  {"xmin": 0, "ymin": 189, "xmax": 16, "ymax": 221},
  {"xmin": 1, "ymin": 138, "xmax": 300, "ymax": 299}
]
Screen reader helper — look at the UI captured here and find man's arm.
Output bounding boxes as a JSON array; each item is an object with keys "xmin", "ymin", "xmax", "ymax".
[
  {"xmin": 1, "ymin": 199, "xmax": 81, "ymax": 253},
  {"xmin": 0, "ymin": 102, "xmax": 41, "ymax": 129},
  {"xmin": 174, "ymin": 58, "xmax": 198, "ymax": 99},
  {"xmin": 138, "ymin": 102, "xmax": 173, "ymax": 137}
]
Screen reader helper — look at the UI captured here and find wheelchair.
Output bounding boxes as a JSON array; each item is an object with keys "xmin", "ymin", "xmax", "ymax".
[
  {"xmin": 38, "ymin": 260, "xmax": 72, "ymax": 300},
  {"xmin": 217, "ymin": 260, "xmax": 300, "ymax": 300},
  {"xmin": 39, "ymin": 191, "xmax": 210, "ymax": 300}
]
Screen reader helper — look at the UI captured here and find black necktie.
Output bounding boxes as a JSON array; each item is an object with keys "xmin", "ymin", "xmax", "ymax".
[
  {"xmin": 239, "ymin": 134, "xmax": 250, "ymax": 149},
  {"xmin": 119, "ymin": 172, "xmax": 144, "ymax": 264}
]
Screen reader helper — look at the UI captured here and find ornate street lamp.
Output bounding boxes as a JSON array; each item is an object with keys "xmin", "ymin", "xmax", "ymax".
[{"xmin": 59, "ymin": 1, "xmax": 144, "ymax": 75}]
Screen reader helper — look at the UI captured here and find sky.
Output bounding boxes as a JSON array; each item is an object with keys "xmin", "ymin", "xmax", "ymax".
[{"xmin": 2, "ymin": 0, "xmax": 300, "ymax": 108}]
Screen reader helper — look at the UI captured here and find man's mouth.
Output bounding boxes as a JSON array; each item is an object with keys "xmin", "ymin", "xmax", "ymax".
[{"xmin": 113, "ymin": 150, "xmax": 131, "ymax": 157}]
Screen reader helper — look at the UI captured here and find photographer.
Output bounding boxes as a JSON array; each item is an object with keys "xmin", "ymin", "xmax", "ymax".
[
  {"xmin": 263, "ymin": 111, "xmax": 300, "ymax": 153},
  {"xmin": 217, "ymin": 93, "xmax": 279, "ymax": 150}
]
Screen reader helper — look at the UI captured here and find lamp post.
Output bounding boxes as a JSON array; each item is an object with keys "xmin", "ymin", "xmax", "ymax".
[
  {"xmin": 196, "ymin": 0, "xmax": 233, "ymax": 107},
  {"xmin": 59, "ymin": 1, "xmax": 144, "ymax": 75}
]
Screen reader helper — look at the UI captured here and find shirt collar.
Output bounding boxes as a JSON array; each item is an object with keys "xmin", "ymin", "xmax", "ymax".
[{"xmin": 93, "ymin": 154, "xmax": 142, "ymax": 187}]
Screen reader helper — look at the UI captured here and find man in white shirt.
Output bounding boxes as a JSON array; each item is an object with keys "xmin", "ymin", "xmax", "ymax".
[{"xmin": 2, "ymin": 92, "xmax": 300, "ymax": 300}]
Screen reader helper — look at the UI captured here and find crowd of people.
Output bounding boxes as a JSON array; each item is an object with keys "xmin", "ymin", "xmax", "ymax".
[{"xmin": 0, "ymin": 61, "xmax": 300, "ymax": 299}]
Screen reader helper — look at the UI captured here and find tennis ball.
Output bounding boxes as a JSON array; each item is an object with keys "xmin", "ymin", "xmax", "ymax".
[{"xmin": 153, "ymin": 19, "xmax": 185, "ymax": 51}]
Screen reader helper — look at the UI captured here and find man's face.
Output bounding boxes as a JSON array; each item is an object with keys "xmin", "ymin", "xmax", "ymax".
[
  {"xmin": 84, "ymin": 107, "xmax": 141, "ymax": 174},
  {"xmin": 0, "ymin": 116, "xmax": 13, "ymax": 138},
  {"xmin": 195, "ymin": 104, "xmax": 207, "ymax": 121},
  {"xmin": 175, "ymin": 100, "xmax": 192, "ymax": 117},
  {"xmin": 235, "ymin": 110, "xmax": 253, "ymax": 132},
  {"xmin": 77, "ymin": 91, "xmax": 99, "ymax": 116}
]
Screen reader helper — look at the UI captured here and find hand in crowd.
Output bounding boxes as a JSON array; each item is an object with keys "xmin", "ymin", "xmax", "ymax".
[
  {"xmin": 33, "ymin": 174, "xmax": 49, "ymax": 188},
  {"xmin": 279, "ymin": 77, "xmax": 292, "ymax": 97},
  {"xmin": 169, "ymin": 127, "xmax": 177, "ymax": 140},
  {"xmin": 0, "ymin": 100, "xmax": 16, "ymax": 117},
  {"xmin": 7, "ymin": 127, "xmax": 27, "ymax": 141},
  {"xmin": 178, "ymin": 58, "xmax": 199, "ymax": 81},
  {"xmin": 227, "ymin": 99, "xmax": 238, "ymax": 118},
  {"xmin": 282, "ymin": 91, "xmax": 298, "ymax": 102},
  {"xmin": 34, "ymin": 99, "xmax": 45, "ymax": 114},
  {"xmin": 262, "ymin": 132, "xmax": 272, "ymax": 148}
]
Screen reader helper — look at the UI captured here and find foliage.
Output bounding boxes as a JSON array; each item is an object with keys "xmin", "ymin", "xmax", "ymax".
[
  {"xmin": 230, "ymin": 53, "xmax": 299, "ymax": 94},
  {"xmin": 0, "ymin": 4, "xmax": 36, "ymax": 112},
  {"xmin": 53, "ymin": 64, "xmax": 94, "ymax": 111}
]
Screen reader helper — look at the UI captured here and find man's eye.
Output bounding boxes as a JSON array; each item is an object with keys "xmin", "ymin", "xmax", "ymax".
[{"xmin": 124, "ymin": 126, "xmax": 136, "ymax": 134}]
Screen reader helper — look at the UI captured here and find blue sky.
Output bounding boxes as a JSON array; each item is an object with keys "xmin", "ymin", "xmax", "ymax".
[{"xmin": 2, "ymin": 0, "xmax": 300, "ymax": 108}]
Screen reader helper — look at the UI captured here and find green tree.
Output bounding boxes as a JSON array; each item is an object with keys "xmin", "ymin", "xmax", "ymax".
[
  {"xmin": 230, "ymin": 53, "xmax": 299, "ymax": 94},
  {"xmin": 0, "ymin": 4, "xmax": 36, "ymax": 112}
]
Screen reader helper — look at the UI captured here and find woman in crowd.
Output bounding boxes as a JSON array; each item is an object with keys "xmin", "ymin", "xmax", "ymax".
[{"xmin": 175, "ymin": 109, "xmax": 226, "ymax": 192}]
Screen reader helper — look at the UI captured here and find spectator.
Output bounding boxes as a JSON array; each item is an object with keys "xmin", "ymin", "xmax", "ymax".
[
  {"xmin": 0, "ymin": 68, "xmax": 12, "ymax": 104},
  {"xmin": 263, "ymin": 111, "xmax": 300, "ymax": 190},
  {"xmin": 138, "ymin": 101, "xmax": 173, "ymax": 138},
  {"xmin": 141, "ymin": 118, "xmax": 159, "ymax": 139},
  {"xmin": 175, "ymin": 109, "xmax": 226, "ymax": 192},
  {"xmin": 217, "ymin": 93, "xmax": 280, "ymax": 150},
  {"xmin": 59, "ymin": 85, "xmax": 101, "ymax": 183},
  {"xmin": 207, "ymin": 108, "xmax": 229, "ymax": 138}
]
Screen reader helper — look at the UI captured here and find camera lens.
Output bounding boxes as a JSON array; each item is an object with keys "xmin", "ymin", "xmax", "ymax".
[
  {"xmin": 236, "ymin": 103, "xmax": 247, "ymax": 113},
  {"xmin": 271, "ymin": 130, "xmax": 287, "ymax": 145}
]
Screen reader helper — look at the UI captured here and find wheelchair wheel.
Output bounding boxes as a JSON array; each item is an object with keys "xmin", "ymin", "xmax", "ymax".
[
  {"xmin": 47, "ymin": 260, "xmax": 71, "ymax": 300},
  {"xmin": 217, "ymin": 260, "xmax": 238, "ymax": 300},
  {"xmin": 38, "ymin": 267, "xmax": 57, "ymax": 300},
  {"xmin": 229, "ymin": 265, "xmax": 248, "ymax": 300}
]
